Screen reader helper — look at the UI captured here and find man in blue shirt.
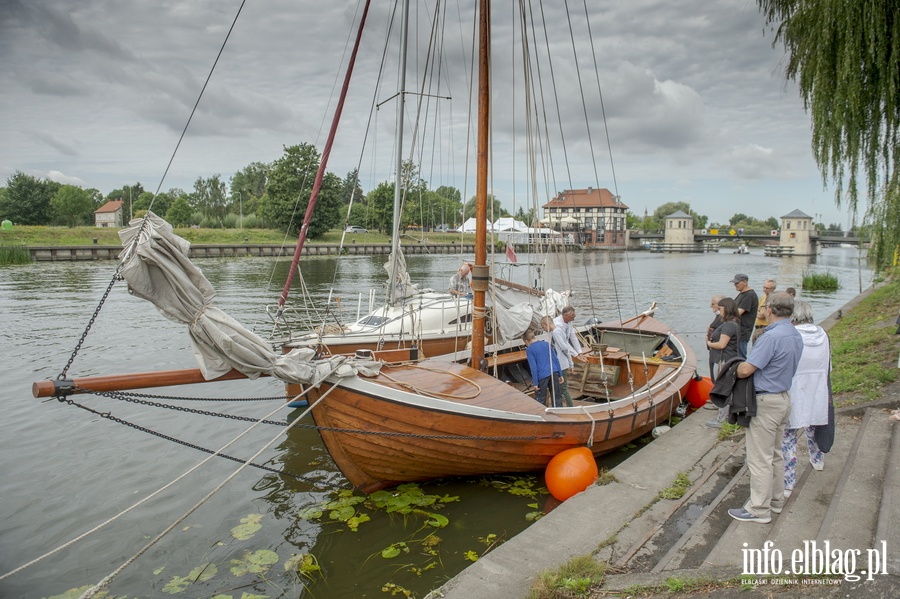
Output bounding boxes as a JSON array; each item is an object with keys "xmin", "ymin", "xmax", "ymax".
[
  {"xmin": 523, "ymin": 329, "xmax": 564, "ymax": 407},
  {"xmin": 729, "ymin": 291, "xmax": 803, "ymax": 523}
]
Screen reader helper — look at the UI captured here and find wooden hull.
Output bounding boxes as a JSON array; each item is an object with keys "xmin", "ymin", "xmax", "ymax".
[{"xmin": 304, "ymin": 315, "xmax": 697, "ymax": 492}]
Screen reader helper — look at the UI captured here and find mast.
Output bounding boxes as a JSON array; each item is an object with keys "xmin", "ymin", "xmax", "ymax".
[
  {"xmin": 387, "ymin": 0, "xmax": 411, "ymax": 304},
  {"xmin": 470, "ymin": 0, "xmax": 490, "ymax": 368}
]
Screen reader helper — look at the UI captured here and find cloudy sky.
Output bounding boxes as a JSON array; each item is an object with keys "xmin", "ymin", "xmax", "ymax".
[{"xmin": 0, "ymin": 0, "xmax": 857, "ymax": 228}]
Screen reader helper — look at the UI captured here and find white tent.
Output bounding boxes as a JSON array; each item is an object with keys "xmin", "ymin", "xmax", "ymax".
[
  {"xmin": 492, "ymin": 217, "xmax": 529, "ymax": 232},
  {"xmin": 456, "ymin": 217, "xmax": 479, "ymax": 233}
]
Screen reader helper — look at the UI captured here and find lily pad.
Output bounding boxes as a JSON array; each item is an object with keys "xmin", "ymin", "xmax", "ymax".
[
  {"xmin": 425, "ymin": 513, "xmax": 449, "ymax": 528},
  {"xmin": 229, "ymin": 549, "xmax": 279, "ymax": 576},
  {"xmin": 284, "ymin": 553, "xmax": 321, "ymax": 579},
  {"xmin": 230, "ymin": 513, "xmax": 264, "ymax": 541}
]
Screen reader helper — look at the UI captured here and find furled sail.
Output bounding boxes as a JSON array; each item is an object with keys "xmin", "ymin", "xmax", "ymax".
[{"xmin": 117, "ymin": 212, "xmax": 380, "ymax": 383}]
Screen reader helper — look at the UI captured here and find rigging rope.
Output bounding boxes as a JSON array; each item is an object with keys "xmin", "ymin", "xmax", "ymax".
[
  {"xmin": 0, "ymin": 369, "xmax": 332, "ymax": 585},
  {"xmin": 76, "ymin": 380, "xmax": 345, "ymax": 599}
]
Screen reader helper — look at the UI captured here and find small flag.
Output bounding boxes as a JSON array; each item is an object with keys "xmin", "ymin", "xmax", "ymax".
[{"xmin": 506, "ymin": 243, "xmax": 517, "ymax": 263}]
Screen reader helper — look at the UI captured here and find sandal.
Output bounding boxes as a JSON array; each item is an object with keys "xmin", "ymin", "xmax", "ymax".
[{"xmin": 890, "ymin": 413, "xmax": 900, "ymax": 422}]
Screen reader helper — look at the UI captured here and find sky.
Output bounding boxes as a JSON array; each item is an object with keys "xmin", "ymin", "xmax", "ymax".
[{"xmin": 0, "ymin": 0, "xmax": 859, "ymax": 228}]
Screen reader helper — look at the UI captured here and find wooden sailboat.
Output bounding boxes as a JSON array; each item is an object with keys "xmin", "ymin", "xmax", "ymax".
[
  {"xmin": 32, "ymin": 1, "xmax": 698, "ymax": 496},
  {"xmin": 296, "ymin": 1, "xmax": 698, "ymax": 492}
]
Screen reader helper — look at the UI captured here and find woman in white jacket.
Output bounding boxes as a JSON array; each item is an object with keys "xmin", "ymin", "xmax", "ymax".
[{"xmin": 782, "ymin": 300, "xmax": 830, "ymax": 496}]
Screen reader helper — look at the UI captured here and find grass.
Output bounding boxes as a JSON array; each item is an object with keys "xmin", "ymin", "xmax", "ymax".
[
  {"xmin": 657, "ymin": 472, "xmax": 691, "ymax": 500},
  {"xmin": 0, "ymin": 225, "xmax": 476, "ymax": 247},
  {"xmin": 530, "ymin": 555, "xmax": 606, "ymax": 599},
  {"xmin": 717, "ymin": 422, "xmax": 742, "ymax": 441},
  {"xmin": 801, "ymin": 269, "xmax": 840, "ymax": 291},
  {"xmin": 828, "ymin": 276, "xmax": 900, "ymax": 403},
  {"xmin": 0, "ymin": 245, "xmax": 31, "ymax": 265}
]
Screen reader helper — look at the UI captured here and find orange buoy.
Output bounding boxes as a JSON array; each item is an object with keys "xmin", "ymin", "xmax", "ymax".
[
  {"xmin": 544, "ymin": 447, "xmax": 598, "ymax": 501},
  {"xmin": 685, "ymin": 376, "xmax": 713, "ymax": 408}
]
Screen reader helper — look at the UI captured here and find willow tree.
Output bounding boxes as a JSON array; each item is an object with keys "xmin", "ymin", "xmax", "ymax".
[{"xmin": 758, "ymin": 0, "xmax": 900, "ymax": 269}]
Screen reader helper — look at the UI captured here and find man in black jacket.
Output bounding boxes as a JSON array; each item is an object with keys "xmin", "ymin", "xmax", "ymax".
[{"xmin": 728, "ymin": 292, "xmax": 803, "ymax": 524}]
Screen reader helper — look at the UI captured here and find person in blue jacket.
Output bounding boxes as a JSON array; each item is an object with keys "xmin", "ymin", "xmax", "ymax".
[{"xmin": 523, "ymin": 329, "xmax": 563, "ymax": 407}]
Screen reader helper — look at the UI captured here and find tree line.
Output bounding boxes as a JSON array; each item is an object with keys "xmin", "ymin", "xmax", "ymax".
[
  {"xmin": 0, "ymin": 143, "xmax": 505, "ymax": 239},
  {"xmin": 0, "ymin": 152, "xmax": 850, "ymax": 241}
]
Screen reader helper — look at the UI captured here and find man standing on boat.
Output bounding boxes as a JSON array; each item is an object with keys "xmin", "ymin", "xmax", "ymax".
[
  {"xmin": 541, "ymin": 316, "xmax": 581, "ymax": 407},
  {"xmin": 553, "ymin": 307, "xmax": 586, "ymax": 407},
  {"xmin": 523, "ymin": 329, "xmax": 564, "ymax": 407},
  {"xmin": 731, "ymin": 274, "xmax": 758, "ymax": 357},
  {"xmin": 728, "ymin": 291, "xmax": 802, "ymax": 524},
  {"xmin": 752, "ymin": 279, "xmax": 776, "ymax": 343},
  {"xmin": 449, "ymin": 263, "xmax": 472, "ymax": 297}
]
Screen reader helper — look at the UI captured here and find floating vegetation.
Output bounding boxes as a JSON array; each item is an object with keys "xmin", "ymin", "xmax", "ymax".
[
  {"xmin": 129, "ymin": 480, "xmax": 550, "ymax": 599},
  {"xmin": 381, "ymin": 541, "xmax": 410, "ymax": 559},
  {"xmin": 381, "ymin": 582, "xmax": 415, "ymax": 597},
  {"xmin": 801, "ymin": 270, "xmax": 840, "ymax": 291},
  {"xmin": 229, "ymin": 549, "xmax": 279, "ymax": 577},
  {"xmin": 162, "ymin": 563, "xmax": 217, "ymax": 594},
  {"xmin": 230, "ymin": 513, "xmax": 263, "ymax": 540},
  {"xmin": 284, "ymin": 552, "xmax": 322, "ymax": 580},
  {"xmin": 482, "ymin": 474, "xmax": 545, "ymax": 498}
]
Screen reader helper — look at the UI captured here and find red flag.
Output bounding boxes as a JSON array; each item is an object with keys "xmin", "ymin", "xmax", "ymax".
[{"xmin": 506, "ymin": 243, "xmax": 517, "ymax": 263}]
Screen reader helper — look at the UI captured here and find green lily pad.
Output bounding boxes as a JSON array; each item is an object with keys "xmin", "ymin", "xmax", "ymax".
[
  {"xmin": 230, "ymin": 514, "xmax": 264, "ymax": 541},
  {"xmin": 230, "ymin": 549, "xmax": 279, "ymax": 576}
]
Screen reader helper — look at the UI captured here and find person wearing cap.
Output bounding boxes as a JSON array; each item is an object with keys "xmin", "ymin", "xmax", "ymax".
[
  {"xmin": 753, "ymin": 279, "xmax": 777, "ymax": 342},
  {"xmin": 731, "ymin": 273, "xmax": 758, "ymax": 358},
  {"xmin": 728, "ymin": 291, "xmax": 803, "ymax": 524}
]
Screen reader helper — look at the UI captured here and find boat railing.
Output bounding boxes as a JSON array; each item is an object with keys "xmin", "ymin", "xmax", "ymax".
[{"xmin": 264, "ymin": 302, "xmax": 355, "ymax": 341}]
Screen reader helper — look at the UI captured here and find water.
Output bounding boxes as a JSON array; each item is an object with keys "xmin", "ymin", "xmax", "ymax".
[{"xmin": 0, "ymin": 247, "xmax": 871, "ymax": 598}]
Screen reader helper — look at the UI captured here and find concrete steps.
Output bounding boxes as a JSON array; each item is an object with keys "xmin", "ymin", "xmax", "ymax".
[{"xmin": 603, "ymin": 407, "xmax": 900, "ymax": 591}]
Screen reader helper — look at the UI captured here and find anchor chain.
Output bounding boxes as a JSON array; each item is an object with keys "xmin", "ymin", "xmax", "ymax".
[
  {"xmin": 59, "ymin": 397, "xmax": 327, "ymax": 485},
  {"xmin": 65, "ymin": 388, "xmax": 554, "ymax": 442},
  {"xmin": 58, "ymin": 269, "xmax": 122, "ymax": 380}
]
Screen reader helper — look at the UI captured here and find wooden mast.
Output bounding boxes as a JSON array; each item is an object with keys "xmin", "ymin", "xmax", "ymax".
[{"xmin": 470, "ymin": 0, "xmax": 490, "ymax": 369}]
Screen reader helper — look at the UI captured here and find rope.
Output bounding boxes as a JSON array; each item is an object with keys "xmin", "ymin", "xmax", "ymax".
[
  {"xmin": 59, "ymin": 396, "xmax": 324, "ymax": 485},
  {"xmin": 1, "ymin": 376, "xmax": 312, "ymax": 584},
  {"xmin": 378, "ymin": 363, "xmax": 482, "ymax": 400},
  {"xmin": 77, "ymin": 380, "xmax": 344, "ymax": 599}
]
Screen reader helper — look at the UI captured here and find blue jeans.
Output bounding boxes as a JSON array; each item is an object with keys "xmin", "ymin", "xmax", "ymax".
[
  {"xmin": 739, "ymin": 339, "xmax": 749, "ymax": 359},
  {"xmin": 535, "ymin": 374, "xmax": 563, "ymax": 407}
]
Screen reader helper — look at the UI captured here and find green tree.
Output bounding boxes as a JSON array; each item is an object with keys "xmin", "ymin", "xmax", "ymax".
[
  {"xmin": 0, "ymin": 171, "xmax": 60, "ymax": 224},
  {"xmin": 463, "ymin": 194, "xmax": 507, "ymax": 220},
  {"xmin": 51, "ymin": 185, "xmax": 94, "ymax": 227},
  {"xmin": 515, "ymin": 205, "xmax": 537, "ymax": 228},
  {"xmin": 262, "ymin": 143, "xmax": 342, "ymax": 238},
  {"xmin": 758, "ymin": 0, "xmax": 900, "ymax": 269},
  {"xmin": 365, "ymin": 181, "xmax": 396, "ymax": 233},
  {"xmin": 653, "ymin": 201, "xmax": 706, "ymax": 229},
  {"xmin": 340, "ymin": 169, "xmax": 365, "ymax": 205},
  {"xmin": 191, "ymin": 174, "xmax": 228, "ymax": 224},
  {"xmin": 165, "ymin": 197, "xmax": 193, "ymax": 227},
  {"xmin": 435, "ymin": 185, "xmax": 462, "ymax": 204},
  {"xmin": 230, "ymin": 161, "xmax": 271, "ymax": 212}
]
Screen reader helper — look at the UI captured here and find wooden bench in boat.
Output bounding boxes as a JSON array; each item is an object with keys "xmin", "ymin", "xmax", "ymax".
[{"xmin": 487, "ymin": 349, "xmax": 527, "ymax": 368}]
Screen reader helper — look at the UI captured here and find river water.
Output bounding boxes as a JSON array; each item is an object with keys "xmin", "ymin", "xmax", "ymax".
[{"xmin": 0, "ymin": 246, "xmax": 871, "ymax": 598}]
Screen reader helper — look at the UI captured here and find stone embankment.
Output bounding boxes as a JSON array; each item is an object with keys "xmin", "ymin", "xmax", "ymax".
[
  {"xmin": 432, "ymin": 289, "xmax": 900, "ymax": 599},
  {"xmin": 24, "ymin": 242, "xmax": 478, "ymax": 261}
]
